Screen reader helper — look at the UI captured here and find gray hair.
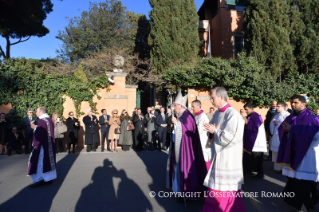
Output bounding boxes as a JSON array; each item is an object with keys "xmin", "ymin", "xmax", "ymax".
[
  {"xmin": 38, "ymin": 107, "xmax": 47, "ymax": 113},
  {"xmin": 191, "ymin": 100, "xmax": 202, "ymax": 108},
  {"xmin": 211, "ymin": 87, "xmax": 228, "ymax": 101},
  {"xmin": 27, "ymin": 109, "xmax": 33, "ymax": 113},
  {"xmin": 86, "ymin": 109, "xmax": 91, "ymax": 114}
]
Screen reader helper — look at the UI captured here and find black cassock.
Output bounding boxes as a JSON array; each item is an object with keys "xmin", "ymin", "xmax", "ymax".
[
  {"xmin": 83, "ymin": 115, "xmax": 99, "ymax": 145},
  {"xmin": 66, "ymin": 117, "xmax": 80, "ymax": 144}
]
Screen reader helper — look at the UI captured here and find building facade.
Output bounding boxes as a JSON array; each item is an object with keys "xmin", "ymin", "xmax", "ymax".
[{"xmin": 198, "ymin": 0, "xmax": 246, "ymax": 58}]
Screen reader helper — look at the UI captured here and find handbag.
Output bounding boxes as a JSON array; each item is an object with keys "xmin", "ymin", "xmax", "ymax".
[
  {"xmin": 126, "ymin": 120, "xmax": 135, "ymax": 131},
  {"xmin": 127, "ymin": 123, "xmax": 135, "ymax": 131},
  {"xmin": 57, "ymin": 124, "xmax": 67, "ymax": 133},
  {"xmin": 114, "ymin": 127, "xmax": 121, "ymax": 134}
]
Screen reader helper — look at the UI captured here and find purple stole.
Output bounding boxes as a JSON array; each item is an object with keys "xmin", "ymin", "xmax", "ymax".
[
  {"xmin": 243, "ymin": 112, "xmax": 263, "ymax": 154},
  {"xmin": 276, "ymin": 108, "xmax": 319, "ymax": 170}
]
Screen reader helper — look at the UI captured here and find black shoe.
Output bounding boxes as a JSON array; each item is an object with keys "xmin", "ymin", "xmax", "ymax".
[
  {"xmin": 72, "ymin": 149, "xmax": 75, "ymax": 154},
  {"xmin": 30, "ymin": 180, "xmax": 45, "ymax": 188},
  {"xmin": 107, "ymin": 148, "xmax": 111, "ymax": 151},
  {"xmin": 45, "ymin": 180, "xmax": 53, "ymax": 184},
  {"xmin": 252, "ymin": 172, "xmax": 264, "ymax": 179},
  {"xmin": 101, "ymin": 149, "xmax": 104, "ymax": 152},
  {"xmin": 68, "ymin": 150, "xmax": 71, "ymax": 154},
  {"xmin": 93, "ymin": 149, "xmax": 96, "ymax": 152}
]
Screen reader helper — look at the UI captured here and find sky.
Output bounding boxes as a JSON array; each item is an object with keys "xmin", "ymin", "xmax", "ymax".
[{"xmin": 0, "ymin": 0, "xmax": 204, "ymax": 59}]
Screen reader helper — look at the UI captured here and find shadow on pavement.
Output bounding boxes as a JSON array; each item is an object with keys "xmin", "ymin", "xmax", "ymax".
[
  {"xmin": 134, "ymin": 148, "xmax": 205, "ymax": 212},
  {"xmin": 0, "ymin": 154, "xmax": 79, "ymax": 212},
  {"xmin": 75, "ymin": 159, "xmax": 152, "ymax": 212}
]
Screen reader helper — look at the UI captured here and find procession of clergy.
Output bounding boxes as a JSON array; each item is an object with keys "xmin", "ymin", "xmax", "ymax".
[{"xmin": 28, "ymin": 87, "xmax": 318, "ymax": 212}]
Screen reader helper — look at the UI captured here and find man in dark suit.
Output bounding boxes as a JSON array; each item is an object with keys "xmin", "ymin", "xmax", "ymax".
[
  {"xmin": 166, "ymin": 107, "xmax": 173, "ymax": 149},
  {"xmin": 133, "ymin": 108, "xmax": 144, "ymax": 151},
  {"xmin": 99, "ymin": 109, "xmax": 110, "ymax": 152},
  {"xmin": 156, "ymin": 107, "xmax": 168, "ymax": 151},
  {"xmin": 83, "ymin": 109, "xmax": 99, "ymax": 152},
  {"xmin": 21, "ymin": 109, "xmax": 38, "ymax": 154}
]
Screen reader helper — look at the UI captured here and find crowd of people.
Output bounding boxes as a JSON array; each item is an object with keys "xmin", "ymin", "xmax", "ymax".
[
  {"xmin": 1, "ymin": 87, "xmax": 319, "ymax": 211},
  {"xmin": 0, "ymin": 109, "xmax": 80, "ymax": 156}
]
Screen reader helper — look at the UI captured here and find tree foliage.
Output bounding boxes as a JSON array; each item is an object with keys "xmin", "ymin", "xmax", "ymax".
[
  {"xmin": 0, "ymin": 0, "xmax": 53, "ymax": 58},
  {"xmin": 243, "ymin": 0, "xmax": 319, "ymax": 76},
  {"xmin": 163, "ymin": 54, "xmax": 319, "ymax": 109},
  {"xmin": 0, "ymin": 58, "xmax": 109, "ymax": 127},
  {"xmin": 148, "ymin": 0, "xmax": 200, "ymax": 75},
  {"xmin": 56, "ymin": 0, "xmax": 142, "ymax": 63}
]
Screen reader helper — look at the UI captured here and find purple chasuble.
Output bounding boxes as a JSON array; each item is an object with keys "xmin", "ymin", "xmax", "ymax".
[
  {"xmin": 168, "ymin": 110, "xmax": 207, "ymax": 194},
  {"xmin": 243, "ymin": 112, "xmax": 263, "ymax": 153},
  {"xmin": 28, "ymin": 118, "xmax": 56, "ymax": 175},
  {"xmin": 276, "ymin": 108, "xmax": 319, "ymax": 170}
]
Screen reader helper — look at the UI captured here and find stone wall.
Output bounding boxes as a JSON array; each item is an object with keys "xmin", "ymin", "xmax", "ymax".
[{"xmin": 0, "ymin": 73, "xmax": 137, "ymax": 148}]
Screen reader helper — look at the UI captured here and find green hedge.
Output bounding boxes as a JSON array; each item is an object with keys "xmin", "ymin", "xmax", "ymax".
[
  {"xmin": 163, "ymin": 54, "xmax": 319, "ymax": 109},
  {"xmin": 0, "ymin": 58, "xmax": 108, "ymax": 127}
]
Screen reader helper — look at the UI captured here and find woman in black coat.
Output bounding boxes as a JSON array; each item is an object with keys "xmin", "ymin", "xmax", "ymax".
[{"xmin": 66, "ymin": 111, "xmax": 80, "ymax": 154}]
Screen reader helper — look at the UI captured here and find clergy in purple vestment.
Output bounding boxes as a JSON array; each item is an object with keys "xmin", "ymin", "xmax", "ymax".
[
  {"xmin": 166, "ymin": 90, "xmax": 207, "ymax": 201},
  {"xmin": 277, "ymin": 95, "xmax": 319, "ymax": 211},
  {"xmin": 242, "ymin": 102, "xmax": 267, "ymax": 179},
  {"xmin": 28, "ymin": 107, "xmax": 56, "ymax": 188}
]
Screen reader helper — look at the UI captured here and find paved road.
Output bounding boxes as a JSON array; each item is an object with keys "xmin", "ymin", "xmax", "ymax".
[{"xmin": 0, "ymin": 149, "xmax": 318, "ymax": 212}]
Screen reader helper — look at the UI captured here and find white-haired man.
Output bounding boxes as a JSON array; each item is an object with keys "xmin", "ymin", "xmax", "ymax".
[
  {"xmin": 83, "ymin": 109, "xmax": 99, "ymax": 152},
  {"xmin": 166, "ymin": 90, "xmax": 207, "ymax": 201},
  {"xmin": 28, "ymin": 107, "xmax": 56, "ymax": 188},
  {"xmin": 202, "ymin": 87, "xmax": 246, "ymax": 211}
]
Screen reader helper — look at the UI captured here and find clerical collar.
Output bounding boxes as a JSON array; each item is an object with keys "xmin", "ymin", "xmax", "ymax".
[
  {"xmin": 195, "ymin": 110, "xmax": 203, "ymax": 116},
  {"xmin": 293, "ymin": 109, "xmax": 305, "ymax": 117},
  {"xmin": 39, "ymin": 113, "xmax": 50, "ymax": 119},
  {"xmin": 219, "ymin": 103, "xmax": 231, "ymax": 112}
]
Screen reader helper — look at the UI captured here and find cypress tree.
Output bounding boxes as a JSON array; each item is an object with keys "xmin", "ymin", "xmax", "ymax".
[
  {"xmin": 291, "ymin": 0, "xmax": 319, "ymax": 74},
  {"xmin": 244, "ymin": 0, "xmax": 319, "ymax": 75},
  {"xmin": 148, "ymin": 0, "xmax": 200, "ymax": 74},
  {"xmin": 243, "ymin": 0, "xmax": 294, "ymax": 76}
]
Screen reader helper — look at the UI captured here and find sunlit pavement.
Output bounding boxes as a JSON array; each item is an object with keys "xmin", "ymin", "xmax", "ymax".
[{"xmin": 0, "ymin": 148, "xmax": 318, "ymax": 212}]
